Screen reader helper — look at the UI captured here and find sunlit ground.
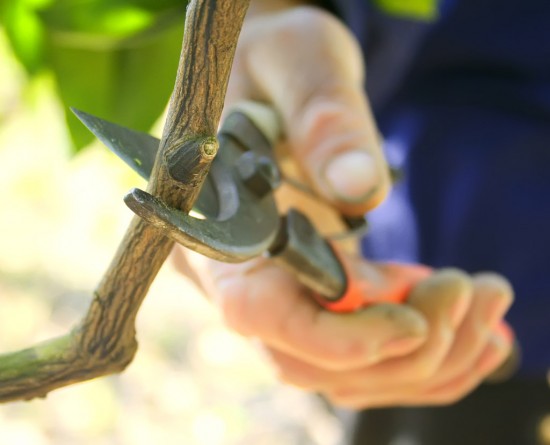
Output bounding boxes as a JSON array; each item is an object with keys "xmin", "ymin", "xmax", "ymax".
[{"xmin": 0, "ymin": 32, "xmax": 343, "ymax": 445}]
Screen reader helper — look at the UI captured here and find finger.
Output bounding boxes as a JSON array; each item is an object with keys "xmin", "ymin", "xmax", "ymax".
[
  {"xmin": 208, "ymin": 257, "xmax": 427, "ymax": 371},
  {"xmin": 325, "ymin": 327, "xmax": 512, "ymax": 410},
  {"xmin": 345, "ymin": 269, "xmax": 473, "ymax": 384},
  {"xmin": 261, "ymin": 305, "xmax": 427, "ymax": 391},
  {"xmin": 411, "ymin": 325, "xmax": 513, "ymax": 406},
  {"xmin": 237, "ymin": 7, "xmax": 391, "ymax": 214},
  {"xmin": 432, "ymin": 273, "xmax": 514, "ymax": 383}
]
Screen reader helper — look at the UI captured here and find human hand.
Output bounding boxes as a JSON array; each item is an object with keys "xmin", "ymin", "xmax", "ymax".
[
  {"xmin": 184, "ymin": 250, "xmax": 513, "ymax": 409},
  {"xmin": 174, "ymin": 2, "xmax": 513, "ymax": 409},
  {"xmin": 225, "ymin": 3, "xmax": 391, "ymax": 216}
]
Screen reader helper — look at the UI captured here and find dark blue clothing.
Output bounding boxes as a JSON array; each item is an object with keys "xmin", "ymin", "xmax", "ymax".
[{"xmin": 327, "ymin": 0, "xmax": 550, "ymax": 376}]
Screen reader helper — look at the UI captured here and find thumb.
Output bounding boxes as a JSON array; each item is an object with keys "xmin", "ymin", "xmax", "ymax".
[{"xmin": 243, "ymin": 7, "xmax": 391, "ymax": 215}]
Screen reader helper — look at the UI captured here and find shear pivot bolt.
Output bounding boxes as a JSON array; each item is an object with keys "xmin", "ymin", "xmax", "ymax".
[{"xmin": 237, "ymin": 152, "xmax": 281, "ymax": 198}]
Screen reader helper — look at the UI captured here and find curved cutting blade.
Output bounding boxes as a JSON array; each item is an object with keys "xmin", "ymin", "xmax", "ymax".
[{"xmin": 72, "ymin": 107, "xmax": 281, "ymax": 262}]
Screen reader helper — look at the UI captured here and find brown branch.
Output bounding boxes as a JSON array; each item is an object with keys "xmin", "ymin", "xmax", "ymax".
[{"xmin": 0, "ymin": 0, "xmax": 250, "ymax": 403}]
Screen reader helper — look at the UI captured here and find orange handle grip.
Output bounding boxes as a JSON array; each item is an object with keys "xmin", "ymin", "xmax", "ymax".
[
  {"xmin": 316, "ymin": 258, "xmax": 516, "ymax": 345},
  {"xmin": 314, "ymin": 258, "xmax": 518, "ymax": 379},
  {"xmin": 316, "ymin": 259, "xmax": 433, "ymax": 313}
]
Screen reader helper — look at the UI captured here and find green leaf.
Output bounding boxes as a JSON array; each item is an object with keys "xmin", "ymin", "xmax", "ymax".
[
  {"xmin": 46, "ymin": 18, "xmax": 185, "ymax": 152},
  {"xmin": 2, "ymin": 0, "xmax": 189, "ymax": 151},
  {"xmin": 39, "ymin": 0, "xmax": 185, "ymax": 39},
  {"xmin": 0, "ymin": 0, "xmax": 52, "ymax": 73}
]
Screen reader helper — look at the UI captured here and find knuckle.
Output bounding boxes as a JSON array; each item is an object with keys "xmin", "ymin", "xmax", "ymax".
[
  {"xmin": 409, "ymin": 267, "xmax": 473, "ymax": 306},
  {"xmin": 296, "ymin": 91, "xmax": 369, "ymax": 147},
  {"xmin": 299, "ymin": 96, "xmax": 347, "ymax": 134},
  {"xmin": 434, "ymin": 268, "xmax": 473, "ymax": 292}
]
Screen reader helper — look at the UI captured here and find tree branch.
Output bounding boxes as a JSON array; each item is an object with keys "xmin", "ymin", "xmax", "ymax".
[{"xmin": 0, "ymin": 0, "xmax": 250, "ymax": 403}]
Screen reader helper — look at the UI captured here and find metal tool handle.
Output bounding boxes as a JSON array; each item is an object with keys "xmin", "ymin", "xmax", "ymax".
[
  {"xmin": 223, "ymin": 101, "xmax": 283, "ymax": 152},
  {"xmin": 269, "ymin": 208, "xmax": 431, "ymax": 311}
]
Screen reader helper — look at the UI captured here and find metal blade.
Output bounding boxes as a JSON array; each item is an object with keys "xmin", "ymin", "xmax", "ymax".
[
  {"xmin": 125, "ymin": 187, "xmax": 279, "ymax": 263},
  {"xmin": 71, "ymin": 108, "xmax": 281, "ymax": 262},
  {"xmin": 71, "ymin": 108, "xmax": 158, "ymax": 180},
  {"xmin": 71, "ymin": 107, "xmax": 222, "ymax": 218}
]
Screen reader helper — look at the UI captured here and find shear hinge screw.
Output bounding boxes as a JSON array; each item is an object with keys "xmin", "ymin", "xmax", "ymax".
[{"xmin": 236, "ymin": 151, "xmax": 281, "ymax": 198}]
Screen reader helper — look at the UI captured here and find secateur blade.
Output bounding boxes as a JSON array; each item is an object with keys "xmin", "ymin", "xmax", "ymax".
[
  {"xmin": 71, "ymin": 108, "xmax": 158, "ymax": 181},
  {"xmin": 73, "ymin": 103, "xmax": 357, "ymax": 302},
  {"xmin": 72, "ymin": 106, "xmax": 281, "ymax": 263}
]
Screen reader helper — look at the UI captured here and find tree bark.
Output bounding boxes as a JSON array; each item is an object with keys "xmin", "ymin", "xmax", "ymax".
[{"xmin": 0, "ymin": 0, "xmax": 250, "ymax": 403}]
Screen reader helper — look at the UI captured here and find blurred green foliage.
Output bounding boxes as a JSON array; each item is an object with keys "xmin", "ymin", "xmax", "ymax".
[{"xmin": 0, "ymin": 0, "xmax": 188, "ymax": 151}]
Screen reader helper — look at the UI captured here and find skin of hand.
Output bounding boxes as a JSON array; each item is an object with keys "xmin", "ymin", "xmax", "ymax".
[
  {"xmin": 226, "ymin": 1, "xmax": 391, "ymax": 216},
  {"xmin": 174, "ymin": 3, "xmax": 515, "ymax": 409}
]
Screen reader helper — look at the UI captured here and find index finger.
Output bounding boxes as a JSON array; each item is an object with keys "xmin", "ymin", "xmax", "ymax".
[{"xmin": 207, "ymin": 257, "xmax": 427, "ymax": 371}]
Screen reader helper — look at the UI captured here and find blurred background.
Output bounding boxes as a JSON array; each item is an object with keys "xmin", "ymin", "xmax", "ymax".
[{"xmin": 0, "ymin": 1, "xmax": 343, "ymax": 443}]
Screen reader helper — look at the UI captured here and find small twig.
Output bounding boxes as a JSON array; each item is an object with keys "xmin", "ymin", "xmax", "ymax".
[{"xmin": 0, "ymin": 0, "xmax": 250, "ymax": 403}]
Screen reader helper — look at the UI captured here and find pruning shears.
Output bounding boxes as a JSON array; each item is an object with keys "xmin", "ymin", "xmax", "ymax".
[
  {"xmin": 73, "ymin": 102, "xmax": 432, "ymax": 312},
  {"xmin": 72, "ymin": 100, "xmax": 519, "ymax": 380}
]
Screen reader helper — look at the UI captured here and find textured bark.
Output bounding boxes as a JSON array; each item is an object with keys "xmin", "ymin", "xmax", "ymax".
[
  {"xmin": 161, "ymin": 1, "xmax": 249, "ymax": 211},
  {"xmin": 0, "ymin": 0, "xmax": 250, "ymax": 403}
]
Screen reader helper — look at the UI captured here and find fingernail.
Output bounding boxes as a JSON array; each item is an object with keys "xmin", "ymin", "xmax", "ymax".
[{"xmin": 323, "ymin": 150, "xmax": 378, "ymax": 203}]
